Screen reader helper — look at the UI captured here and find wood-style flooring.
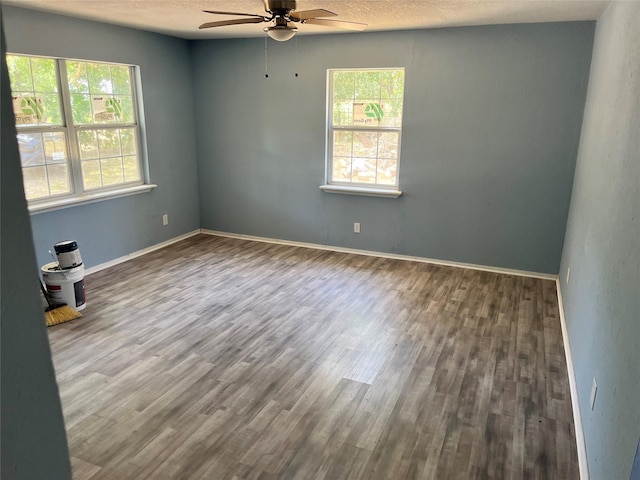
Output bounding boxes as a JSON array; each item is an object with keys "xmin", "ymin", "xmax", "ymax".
[{"xmin": 48, "ymin": 234, "xmax": 578, "ymax": 479}]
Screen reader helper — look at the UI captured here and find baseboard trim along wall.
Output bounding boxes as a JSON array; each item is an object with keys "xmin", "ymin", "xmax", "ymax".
[
  {"xmin": 83, "ymin": 230, "xmax": 201, "ymax": 275},
  {"xmin": 556, "ymin": 278, "xmax": 589, "ymax": 480},
  {"xmin": 201, "ymin": 229, "xmax": 557, "ymax": 280}
]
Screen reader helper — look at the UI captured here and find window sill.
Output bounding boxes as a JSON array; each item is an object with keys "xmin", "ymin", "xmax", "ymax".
[
  {"xmin": 319, "ymin": 184, "xmax": 403, "ymax": 199},
  {"xmin": 29, "ymin": 184, "xmax": 158, "ymax": 215}
]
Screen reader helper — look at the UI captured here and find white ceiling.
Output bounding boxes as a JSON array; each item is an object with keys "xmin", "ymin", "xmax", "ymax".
[{"xmin": 2, "ymin": 0, "xmax": 609, "ymax": 40}]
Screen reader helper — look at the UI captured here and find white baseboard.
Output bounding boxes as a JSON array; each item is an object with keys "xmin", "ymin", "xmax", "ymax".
[
  {"xmin": 556, "ymin": 278, "xmax": 589, "ymax": 479},
  {"xmin": 83, "ymin": 230, "xmax": 201, "ymax": 275},
  {"xmin": 200, "ymin": 229, "xmax": 557, "ymax": 280}
]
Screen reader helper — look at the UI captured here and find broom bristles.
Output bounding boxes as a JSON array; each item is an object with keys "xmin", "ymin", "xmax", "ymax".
[{"xmin": 45, "ymin": 305, "xmax": 82, "ymax": 327}]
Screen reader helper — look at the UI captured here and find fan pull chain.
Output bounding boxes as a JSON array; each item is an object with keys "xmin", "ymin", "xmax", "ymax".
[
  {"xmin": 264, "ymin": 34, "xmax": 269, "ymax": 78},
  {"xmin": 294, "ymin": 36, "xmax": 299, "ymax": 78}
]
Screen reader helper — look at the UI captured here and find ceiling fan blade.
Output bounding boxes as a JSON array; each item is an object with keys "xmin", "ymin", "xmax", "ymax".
[
  {"xmin": 203, "ymin": 10, "xmax": 265, "ymax": 18},
  {"xmin": 199, "ymin": 17, "xmax": 266, "ymax": 29},
  {"xmin": 303, "ymin": 18, "xmax": 367, "ymax": 31},
  {"xmin": 289, "ymin": 9, "xmax": 337, "ymax": 21}
]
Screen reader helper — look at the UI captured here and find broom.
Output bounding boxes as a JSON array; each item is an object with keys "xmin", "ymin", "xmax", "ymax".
[{"xmin": 39, "ymin": 278, "xmax": 82, "ymax": 326}]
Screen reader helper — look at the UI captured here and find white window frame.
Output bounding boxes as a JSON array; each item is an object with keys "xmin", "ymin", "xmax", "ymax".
[
  {"xmin": 321, "ymin": 67, "xmax": 404, "ymax": 199},
  {"xmin": 7, "ymin": 54, "xmax": 155, "ymax": 214}
]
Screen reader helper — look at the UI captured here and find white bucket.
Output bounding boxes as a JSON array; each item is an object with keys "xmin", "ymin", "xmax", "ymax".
[{"xmin": 42, "ymin": 262, "xmax": 86, "ymax": 311}]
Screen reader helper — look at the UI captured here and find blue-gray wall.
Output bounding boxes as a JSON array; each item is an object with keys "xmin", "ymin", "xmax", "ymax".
[
  {"xmin": 3, "ymin": 6, "xmax": 200, "ymax": 270},
  {"xmin": 559, "ymin": 2, "xmax": 640, "ymax": 479},
  {"xmin": 192, "ymin": 23, "xmax": 594, "ymax": 274},
  {"xmin": 1, "ymin": 10, "xmax": 71, "ymax": 478},
  {"xmin": 3, "ymin": 7, "xmax": 595, "ymax": 275}
]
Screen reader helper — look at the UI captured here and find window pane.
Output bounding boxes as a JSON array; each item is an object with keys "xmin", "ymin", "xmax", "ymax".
[
  {"xmin": 111, "ymin": 66, "xmax": 131, "ymax": 95},
  {"xmin": 123, "ymin": 155, "xmax": 140, "ymax": 182},
  {"xmin": 333, "ymin": 71, "xmax": 355, "ymax": 100},
  {"xmin": 379, "ymin": 99, "xmax": 403, "ymax": 128},
  {"xmin": 332, "ymin": 157, "xmax": 351, "ymax": 182},
  {"xmin": 68, "ymin": 61, "xmax": 135, "ymax": 127},
  {"xmin": 352, "ymin": 131, "xmax": 378, "ymax": 158},
  {"xmin": 67, "ymin": 61, "xmax": 89, "ymax": 93},
  {"xmin": 78, "ymin": 130, "xmax": 99, "ymax": 160},
  {"xmin": 71, "ymin": 94, "xmax": 93, "ymax": 124},
  {"xmin": 333, "ymin": 102, "xmax": 353, "ymax": 126},
  {"xmin": 17, "ymin": 133, "xmax": 45, "ymax": 167},
  {"xmin": 81, "ymin": 128, "xmax": 141, "ymax": 187},
  {"xmin": 31, "ymin": 57, "xmax": 58, "ymax": 93},
  {"xmin": 380, "ymin": 70, "xmax": 404, "ymax": 99},
  {"xmin": 41, "ymin": 93, "xmax": 63, "ymax": 125},
  {"xmin": 120, "ymin": 128, "xmax": 136, "ymax": 155},
  {"xmin": 101, "ymin": 158, "xmax": 124, "ymax": 186},
  {"xmin": 12, "ymin": 96, "xmax": 45, "ymax": 127},
  {"xmin": 8, "ymin": 56, "xmax": 63, "ymax": 127},
  {"xmin": 6, "ymin": 55, "xmax": 33, "ymax": 92},
  {"xmin": 355, "ymin": 71, "xmax": 380, "ymax": 100},
  {"xmin": 331, "ymin": 69, "xmax": 404, "ymax": 130},
  {"xmin": 82, "ymin": 160, "xmax": 102, "ymax": 190},
  {"xmin": 97, "ymin": 129, "xmax": 121, "ymax": 157},
  {"xmin": 22, "ymin": 166, "xmax": 49, "ymax": 200},
  {"xmin": 47, "ymin": 164, "xmax": 71, "ymax": 195},
  {"xmin": 352, "ymin": 157, "xmax": 376, "ymax": 184},
  {"xmin": 43, "ymin": 132, "xmax": 67, "ymax": 164},
  {"xmin": 333, "ymin": 131, "xmax": 352, "ymax": 156},
  {"xmin": 92, "ymin": 96, "xmax": 125, "ymax": 124},
  {"xmin": 87, "ymin": 62, "xmax": 113, "ymax": 94},
  {"xmin": 119, "ymin": 96, "xmax": 134, "ymax": 123},
  {"xmin": 18, "ymin": 131, "xmax": 71, "ymax": 198},
  {"xmin": 330, "ymin": 130, "xmax": 399, "ymax": 187},
  {"xmin": 377, "ymin": 158, "xmax": 397, "ymax": 186},
  {"xmin": 378, "ymin": 131, "xmax": 399, "ymax": 159}
]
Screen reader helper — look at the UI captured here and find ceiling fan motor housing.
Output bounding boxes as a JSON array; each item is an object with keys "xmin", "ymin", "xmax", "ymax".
[{"xmin": 264, "ymin": 0, "xmax": 297, "ymax": 15}]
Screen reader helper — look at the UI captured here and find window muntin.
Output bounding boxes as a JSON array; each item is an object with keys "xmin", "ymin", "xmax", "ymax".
[
  {"xmin": 327, "ymin": 68, "xmax": 405, "ymax": 189},
  {"xmin": 7, "ymin": 54, "xmax": 143, "ymax": 202}
]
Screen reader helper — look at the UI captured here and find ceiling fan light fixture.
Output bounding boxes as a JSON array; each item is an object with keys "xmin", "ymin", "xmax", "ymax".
[{"xmin": 264, "ymin": 25, "xmax": 298, "ymax": 41}]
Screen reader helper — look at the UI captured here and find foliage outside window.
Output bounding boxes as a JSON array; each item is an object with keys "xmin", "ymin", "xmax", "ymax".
[
  {"xmin": 7, "ymin": 54, "xmax": 144, "ymax": 203},
  {"xmin": 327, "ymin": 68, "xmax": 405, "ymax": 189}
]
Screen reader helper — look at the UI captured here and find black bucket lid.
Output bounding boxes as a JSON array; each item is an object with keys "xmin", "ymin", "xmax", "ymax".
[{"xmin": 54, "ymin": 240, "xmax": 78, "ymax": 253}]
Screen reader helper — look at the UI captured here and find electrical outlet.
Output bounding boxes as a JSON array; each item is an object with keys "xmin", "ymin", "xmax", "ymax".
[
  {"xmin": 590, "ymin": 377, "xmax": 597, "ymax": 410},
  {"xmin": 354, "ymin": 222, "xmax": 361, "ymax": 234},
  {"xmin": 567, "ymin": 267, "xmax": 571, "ymax": 284},
  {"xmin": 162, "ymin": 214, "xmax": 169, "ymax": 226}
]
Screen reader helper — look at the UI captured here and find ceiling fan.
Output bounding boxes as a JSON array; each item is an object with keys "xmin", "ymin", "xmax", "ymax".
[{"xmin": 199, "ymin": 0, "xmax": 367, "ymax": 42}]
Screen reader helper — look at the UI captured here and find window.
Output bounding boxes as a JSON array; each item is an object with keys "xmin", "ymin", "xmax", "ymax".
[
  {"xmin": 323, "ymin": 68, "xmax": 405, "ymax": 197},
  {"xmin": 7, "ymin": 54, "xmax": 149, "ymax": 210}
]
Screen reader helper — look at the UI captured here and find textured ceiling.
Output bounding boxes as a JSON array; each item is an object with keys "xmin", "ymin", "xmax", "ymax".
[{"xmin": 2, "ymin": 0, "xmax": 609, "ymax": 40}]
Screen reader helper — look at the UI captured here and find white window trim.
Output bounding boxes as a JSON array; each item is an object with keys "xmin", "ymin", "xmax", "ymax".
[
  {"xmin": 8, "ymin": 54, "xmax": 152, "ymax": 208},
  {"xmin": 319, "ymin": 184, "xmax": 402, "ymax": 198},
  {"xmin": 322, "ymin": 67, "xmax": 405, "ymax": 198},
  {"xmin": 29, "ymin": 183, "xmax": 157, "ymax": 215}
]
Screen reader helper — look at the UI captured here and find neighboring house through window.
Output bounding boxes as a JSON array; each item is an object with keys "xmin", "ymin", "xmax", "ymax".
[
  {"xmin": 322, "ymin": 68, "xmax": 405, "ymax": 198},
  {"xmin": 6, "ymin": 54, "xmax": 152, "ymax": 211}
]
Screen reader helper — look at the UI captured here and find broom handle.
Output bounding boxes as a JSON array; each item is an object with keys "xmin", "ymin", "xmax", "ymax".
[{"xmin": 39, "ymin": 278, "xmax": 54, "ymax": 309}]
